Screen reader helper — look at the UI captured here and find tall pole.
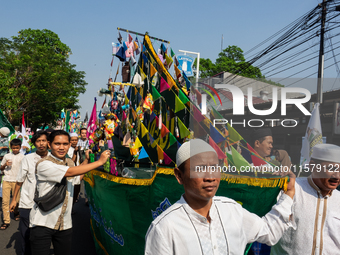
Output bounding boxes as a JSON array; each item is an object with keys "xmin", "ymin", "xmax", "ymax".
[{"xmin": 317, "ymin": 0, "xmax": 327, "ymax": 104}]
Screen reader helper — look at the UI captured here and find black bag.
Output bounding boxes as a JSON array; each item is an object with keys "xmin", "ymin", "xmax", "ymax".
[{"xmin": 34, "ymin": 177, "xmax": 67, "ymax": 212}]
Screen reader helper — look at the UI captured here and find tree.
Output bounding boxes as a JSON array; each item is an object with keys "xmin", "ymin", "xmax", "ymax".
[
  {"xmin": 0, "ymin": 29, "xmax": 87, "ymax": 129},
  {"xmin": 194, "ymin": 45, "xmax": 264, "ymax": 79}
]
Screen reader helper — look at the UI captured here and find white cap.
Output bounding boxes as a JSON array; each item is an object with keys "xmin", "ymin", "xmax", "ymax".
[
  {"xmin": 70, "ymin": 133, "xmax": 78, "ymax": 137},
  {"xmin": 176, "ymin": 139, "xmax": 217, "ymax": 167},
  {"xmin": 311, "ymin": 143, "xmax": 340, "ymax": 163},
  {"xmin": 0, "ymin": 127, "xmax": 10, "ymax": 137}
]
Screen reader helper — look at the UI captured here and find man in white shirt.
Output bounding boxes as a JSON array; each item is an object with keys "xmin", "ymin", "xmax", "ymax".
[
  {"xmin": 0, "ymin": 139, "xmax": 24, "ymax": 229},
  {"xmin": 9, "ymin": 130, "xmax": 49, "ymax": 255},
  {"xmin": 145, "ymin": 139, "xmax": 296, "ymax": 255},
  {"xmin": 68, "ymin": 132, "xmax": 81, "ymax": 206},
  {"xmin": 29, "ymin": 130, "xmax": 110, "ymax": 255},
  {"xmin": 271, "ymin": 143, "xmax": 340, "ymax": 255}
]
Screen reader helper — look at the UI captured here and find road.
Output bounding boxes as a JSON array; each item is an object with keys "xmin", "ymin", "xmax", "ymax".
[{"xmin": 0, "ymin": 185, "xmax": 97, "ymax": 255}]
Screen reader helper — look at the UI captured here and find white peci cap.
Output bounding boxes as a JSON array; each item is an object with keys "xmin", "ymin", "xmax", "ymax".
[
  {"xmin": 176, "ymin": 139, "xmax": 217, "ymax": 167},
  {"xmin": 311, "ymin": 143, "xmax": 340, "ymax": 163},
  {"xmin": 0, "ymin": 127, "xmax": 10, "ymax": 137}
]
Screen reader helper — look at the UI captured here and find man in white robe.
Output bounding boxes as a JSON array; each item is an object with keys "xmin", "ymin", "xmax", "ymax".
[
  {"xmin": 145, "ymin": 139, "xmax": 296, "ymax": 255},
  {"xmin": 271, "ymin": 143, "xmax": 340, "ymax": 255}
]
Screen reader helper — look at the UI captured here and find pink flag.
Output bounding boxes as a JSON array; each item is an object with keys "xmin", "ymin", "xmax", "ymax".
[
  {"xmin": 21, "ymin": 112, "xmax": 26, "ymax": 136},
  {"xmin": 163, "ymin": 152, "xmax": 172, "ymax": 165},
  {"xmin": 87, "ymin": 98, "xmax": 97, "ymax": 141},
  {"xmin": 160, "ymin": 77, "xmax": 170, "ymax": 93},
  {"xmin": 193, "ymin": 105, "xmax": 205, "ymax": 122}
]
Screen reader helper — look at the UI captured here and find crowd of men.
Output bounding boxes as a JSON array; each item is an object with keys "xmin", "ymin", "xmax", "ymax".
[
  {"xmin": 0, "ymin": 125, "xmax": 340, "ymax": 255},
  {"xmin": 0, "ymin": 127, "xmax": 110, "ymax": 255}
]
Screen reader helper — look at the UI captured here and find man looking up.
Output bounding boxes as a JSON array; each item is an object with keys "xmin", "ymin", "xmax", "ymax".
[
  {"xmin": 29, "ymin": 130, "xmax": 110, "ymax": 255},
  {"xmin": 9, "ymin": 131, "xmax": 49, "ymax": 255},
  {"xmin": 271, "ymin": 143, "xmax": 340, "ymax": 255},
  {"xmin": 145, "ymin": 139, "xmax": 296, "ymax": 254}
]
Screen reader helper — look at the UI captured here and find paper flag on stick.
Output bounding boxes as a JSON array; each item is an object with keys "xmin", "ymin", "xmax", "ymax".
[
  {"xmin": 160, "ymin": 77, "xmax": 170, "ymax": 93},
  {"xmin": 138, "ymin": 147, "xmax": 149, "ymax": 159},
  {"xmin": 163, "ymin": 152, "xmax": 172, "ymax": 165},
  {"xmin": 209, "ymin": 136, "xmax": 227, "ymax": 159}
]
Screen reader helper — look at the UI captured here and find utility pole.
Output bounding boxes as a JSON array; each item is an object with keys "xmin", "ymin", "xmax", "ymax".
[{"xmin": 317, "ymin": 0, "xmax": 327, "ymax": 104}]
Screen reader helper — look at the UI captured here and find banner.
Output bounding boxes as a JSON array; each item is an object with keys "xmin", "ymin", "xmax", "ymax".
[
  {"xmin": 84, "ymin": 168, "xmax": 287, "ymax": 255},
  {"xmin": 300, "ymin": 103, "xmax": 322, "ymax": 166}
]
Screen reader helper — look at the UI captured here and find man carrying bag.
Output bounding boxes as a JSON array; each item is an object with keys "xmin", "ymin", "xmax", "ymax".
[{"xmin": 29, "ymin": 130, "xmax": 110, "ymax": 255}]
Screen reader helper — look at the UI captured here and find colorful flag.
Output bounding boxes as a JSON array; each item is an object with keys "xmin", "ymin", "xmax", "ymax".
[
  {"xmin": 160, "ymin": 77, "xmax": 170, "ymax": 93},
  {"xmin": 87, "ymin": 98, "xmax": 97, "ymax": 140},
  {"xmin": 21, "ymin": 112, "xmax": 26, "ymax": 136}
]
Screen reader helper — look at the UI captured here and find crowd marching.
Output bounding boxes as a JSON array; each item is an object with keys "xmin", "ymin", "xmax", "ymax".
[{"xmin": 0, "ymin": 125, "xmax": 339, "ymax": 255}]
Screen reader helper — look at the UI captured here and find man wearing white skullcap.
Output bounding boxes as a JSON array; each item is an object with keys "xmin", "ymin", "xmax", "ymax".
[
  {"xmin": 0, "ymin": 127, "xmax": 10, "ymax": 160},
  {"xmin": 271, "ymin": 143, "xmax": 340, "ymax": 255},
  {"xmin": 145, "ymin": 139, "xmax": 296, "ymax": 255}
]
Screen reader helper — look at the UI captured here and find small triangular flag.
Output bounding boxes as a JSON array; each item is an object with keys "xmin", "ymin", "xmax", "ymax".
[
  {"xmin": 209, "ymin": 136, "xmax": 227, "ymax": 159},
  {"xmin": 169, "ymin": 132, "xmax": 177, "ymax": 146},
  {"xmin": 170, "ymin": 48, "xmax": 175, "ymax": 58},
  {"xmin": 152, "ymin": 85, "xmax": 161, "ymax": 101},
  {"xmin": 177, "ymin": 118, "xmax": 190, "ymax": 139},
  {"xmin": 161, "ymin": 124, "xmax": 170, "ymax": 138},
  {"xmin": 138, "ymin": 147, "xmax": 149, "ymax": 159},
  {"xmin": 175, "ymin": 95, "xmax": 185, "ymax": 113},
  {"xmin": 134, "ymin": 137, "xmax": 142, "ymax": 148},
  {"xmin": 141, "ymin": 123, "xmax": 148, "ymax": 138},
  {"xmin": 174, "ymin": 65, "xmax": 181, "ymax": 79},
  {"xmin": 163, "ymin": 152, "xmax": 172, "ymax": 165},
  {"xmin": 150, "ymin": 63, "xmax": 157, "ymax": 78},
  {"xmin": 178, "ymin": 90, "xmax": 189, "ymax": 104},
  {"xmin": 210, "ymin": 123, "xmax": 226, "ymax": 144},
  {"xmin": 157, "ymin": 145, "xmax": 164, "ymax": 163},
  {"xmin": 160, "ymin": 77, "xmax": 170, "ymax": 93}
]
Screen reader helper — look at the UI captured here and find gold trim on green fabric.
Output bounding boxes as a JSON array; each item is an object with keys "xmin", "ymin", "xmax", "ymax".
[
  {"xmin": 90, "ymin": 219, "xmax": 109, "ymax": 255},
  {"xmin": 83, "ymin": 168, "xmax": 288, "ymax": 189}
]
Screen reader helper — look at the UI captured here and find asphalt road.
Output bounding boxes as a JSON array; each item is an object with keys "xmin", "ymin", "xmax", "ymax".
[{"xmin": 0, "ymin": 184, "xmax": 97, "ymax": 255}]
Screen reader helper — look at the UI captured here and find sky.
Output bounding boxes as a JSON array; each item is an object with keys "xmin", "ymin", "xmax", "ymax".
[{"xmin": 1, "ymin": 0, "xmax": 333, "ymax": 119}]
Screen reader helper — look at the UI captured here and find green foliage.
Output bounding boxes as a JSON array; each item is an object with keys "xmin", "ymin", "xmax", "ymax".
[
  {"xmin": 194, "ymin": 45, "xmax": 264, "ymax": 79},
  {"xmin": 0, "ymin": 29, "xmax": 87, "ymax": 129}
]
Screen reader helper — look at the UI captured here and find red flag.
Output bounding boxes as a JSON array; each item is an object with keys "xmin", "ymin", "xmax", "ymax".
[
  {"xmin": 128, "ymin": 34, "xmax": 133, "ymax": 43},
  {"xmin": 209, "ymin": 136, "xmax": 226, "ymax": 159},
  {"xmin": 247, "ymin": 143, "xmax": 267, "ymax": 166},
  {"xmin": 21, "ymin": 112, "xmax": 26, "ymax": 135},
  {"xmin": 161, "ymin": 124, "xmax": 170, "ymax": 138},
  {"xmin": 87, "ymin": 98, "xmax": 97, "ymax": 142}
]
